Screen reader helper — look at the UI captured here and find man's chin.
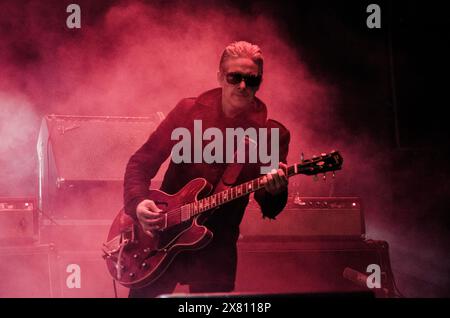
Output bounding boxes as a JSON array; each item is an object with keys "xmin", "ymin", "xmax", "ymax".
[
  {"xmin": 232, "ymin": 96, "xmax": 252, "ymax": 106},
  {"xmin": 231, "ymin": 102, "xmax": 250, "ymax": 112}
]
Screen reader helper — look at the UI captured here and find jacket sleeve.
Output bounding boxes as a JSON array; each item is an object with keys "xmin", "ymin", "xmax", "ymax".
[
  {"xmin": 253, "ymin": 119, "xmax": 291, "ymax": 220},
  {"xmin": 123, "ymin": 98, "xmax": 193, "ymax": 220}
]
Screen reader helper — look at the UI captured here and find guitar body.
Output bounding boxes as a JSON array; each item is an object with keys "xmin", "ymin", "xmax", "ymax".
[{"xmin": 104, "ymin": 178, "xmax": 213, "ymax": 288}]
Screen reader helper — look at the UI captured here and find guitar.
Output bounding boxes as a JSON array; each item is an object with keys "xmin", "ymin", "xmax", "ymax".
[{"xmin": 102, "ymin": 150, "xmax": 343, "ymax": 288}]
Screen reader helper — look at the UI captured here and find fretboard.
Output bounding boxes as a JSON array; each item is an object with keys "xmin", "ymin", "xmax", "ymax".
[{"xmin": 178, "ymin": 164, "xmax": 302, "ymax": 222}]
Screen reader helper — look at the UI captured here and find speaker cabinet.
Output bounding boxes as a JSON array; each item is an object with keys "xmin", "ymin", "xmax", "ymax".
[
  {"xmin": 235, "ymin": 239, "xmax": 395, "ymax": 297},
  {"xmin": 36, "ymin": 114, "xmax": 165, "ymax": 219},
  {"xmin": 0, "ymin": 197, "xmax": 38, "ymax": 245},
  {"xmin": 242, "ymin": 197, "xmax": 364, "ymax": 239},
  {"xmin": 51, "ymin": 249, "xmax": 129, "ymax": 298},
  {"xmin": 0, "ymin": 244, "xmax": 58, "ymax": 297}
]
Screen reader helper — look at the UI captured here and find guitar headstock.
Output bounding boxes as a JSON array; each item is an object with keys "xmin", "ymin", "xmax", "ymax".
[{"xmin": 297, "ymin": 150, "xmax": 343, "ymax": 176}]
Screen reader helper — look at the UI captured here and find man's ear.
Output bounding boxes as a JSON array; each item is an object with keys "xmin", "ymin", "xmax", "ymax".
[{"xmin": 217, "ymin": 71, "xmax": 224, "ymax": 86}]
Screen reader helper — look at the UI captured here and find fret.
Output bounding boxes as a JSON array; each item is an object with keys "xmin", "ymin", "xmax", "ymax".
[
  {"xmin": 181, "ymin": 204, "xmax": 190, "ymax": 222},
  {"xmin": 223, "ymin": 190, "xmax": 228, "ymax": 201},
  {"xmin": 204, "ymin": 197, "xmax": 210, "ymax": 209},
  {"xmin": 211, "ymin": 195, "xmax": 216, "ymax": 207},
  {"xmin": 193, "ymin": 201, "xmax": 198, "ymax": 214}
]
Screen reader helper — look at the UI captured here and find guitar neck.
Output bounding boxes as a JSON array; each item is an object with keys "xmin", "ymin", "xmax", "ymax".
[
  {"xmin": 185, "ymin": 164, "xmax": 302, "ymax": 217},
  {"xmin": 176, "ymin": 150, "xmax": 342, "ymax": 223}
]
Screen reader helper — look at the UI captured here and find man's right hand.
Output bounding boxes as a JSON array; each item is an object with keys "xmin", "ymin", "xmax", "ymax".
[{"xmin": 136, "ymin": 199, "xmax": 164, "ymax": 238}]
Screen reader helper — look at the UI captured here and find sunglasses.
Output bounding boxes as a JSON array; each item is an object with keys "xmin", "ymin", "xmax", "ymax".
[{"xmin": 225, "ymin": 72, "xmax": 262, "ymax": 88}]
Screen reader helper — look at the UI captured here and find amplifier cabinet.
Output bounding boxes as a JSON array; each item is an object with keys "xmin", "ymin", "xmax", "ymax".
[
  {"xmin": 242, "ymin": 197, "xmax": 364, "ymax": 239},
  {"xmin": 0, "ymin": 244, "xmax": 58, "ymax": 297},
  {"xmin": 36, "ymin": 115, "xmax": 165, "ymax": 219},
  {"xmin": 0, "ymin": 244, "xmax": 128, "ymax": 298},
  {"xmin": 0, "ymin": 197, "xmax": 38, "ymax": 245},
  {"xmin": 235, "ymin": 239, "xmax": 396, "ymax": 297}
]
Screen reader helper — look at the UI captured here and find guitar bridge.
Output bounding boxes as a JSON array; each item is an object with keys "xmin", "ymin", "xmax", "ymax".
[{"xmin": 102, "ymin": 228, "xmax": 135, "ymax": 280}]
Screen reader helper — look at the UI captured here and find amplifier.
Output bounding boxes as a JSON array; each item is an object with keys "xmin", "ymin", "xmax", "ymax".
[
  {"xmin": 36, "ymin": 114, "xmax": 165, "ymax": 219},
  {"xmin": 0, "ymin": 244, "xmax": 58, "ymax": 297},
  {"xmin": 0, "ymin": 197, "xmax": 38, "ymax": 245},
  {"xmin": 235, "ymin": 239, "xmax": 396, "ymax": 297},
  {"xmin": 241, "ymin": 196, "xmax": 364, "ymax": 239}
]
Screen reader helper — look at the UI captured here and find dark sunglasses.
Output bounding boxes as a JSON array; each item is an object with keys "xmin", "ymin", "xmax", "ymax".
[{"xmin": 225, "ymin": 72, "xmax": 262, "ymax": 88}]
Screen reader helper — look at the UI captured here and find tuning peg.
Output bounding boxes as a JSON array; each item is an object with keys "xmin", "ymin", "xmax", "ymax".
[
  {"xmin": 332, "ymin": 172, "xmax": 336, "ymax": 178},
  {"xmin": 313, "ymin": 175, "xmax": 318, "ymax": 182},
  {"xmin": 322, "ymin": 174, "xmax": 326, "ymax": 181}
]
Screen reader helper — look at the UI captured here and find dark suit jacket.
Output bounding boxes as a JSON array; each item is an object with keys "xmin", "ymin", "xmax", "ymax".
[{"xmin": 123, "ymin": 87, "xmax": 290, "ymax": 286}]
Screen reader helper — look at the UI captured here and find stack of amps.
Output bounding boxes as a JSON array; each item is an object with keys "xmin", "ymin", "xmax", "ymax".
[
  {"xmin": 236, "ymin": 195, "xmax": 397, "ymax": 297},
  {"xmin": 0, "ymin": 114, "xmax": 397, "ymax": 297},
  {"xmin": 0, "ymin": 114, "xmax": 164, "ymax": 297}
]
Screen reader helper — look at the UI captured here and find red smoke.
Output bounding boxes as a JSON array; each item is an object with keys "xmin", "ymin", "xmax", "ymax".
[{"xmin": 0, "ymin": 0, "xmax": 402, "ymax": 297}]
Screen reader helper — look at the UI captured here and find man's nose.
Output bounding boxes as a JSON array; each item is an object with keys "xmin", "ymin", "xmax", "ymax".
[{"xmin": 238, "ymin": 79, "xmax": 246, "ymax": 89}]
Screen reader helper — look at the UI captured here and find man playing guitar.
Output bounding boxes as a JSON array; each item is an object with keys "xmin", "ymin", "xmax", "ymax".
[{"xmin": 123, "ymin": 41, "xmax": 290, "ymax": 297}]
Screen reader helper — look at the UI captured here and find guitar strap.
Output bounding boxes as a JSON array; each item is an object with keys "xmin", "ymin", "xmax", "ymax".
[
  {"xmin": 213, "ymin": 135, "xmax": 257, "ymax": 194},
  {"xmin": 214, "ymin": 161, "xmax": 245, "ymax": 194},
  {"xmin": 196, "ymin": 160, "xmax": 244, "ymax": 225}
]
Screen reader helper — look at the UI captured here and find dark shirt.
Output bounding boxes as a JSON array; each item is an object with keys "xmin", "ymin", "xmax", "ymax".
[{"xmin": 123, "ymin": 87, "xmax": 290, "ymax": 285}]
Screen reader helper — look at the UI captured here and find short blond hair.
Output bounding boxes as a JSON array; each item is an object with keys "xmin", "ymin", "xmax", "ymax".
[{"xmin": 219, "ymin": 41, "xmax": 264, "ymax": 75}]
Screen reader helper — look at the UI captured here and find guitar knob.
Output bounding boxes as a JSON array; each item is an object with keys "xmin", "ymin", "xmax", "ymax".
[
  {"xmin": 141, "ymin": 262, "xmax": 147, "ymax": 268},
  {"xmin": 129, "ymin": 273, "xmax": 135, "ymax": 278},
  {"xmin": 133, "ymin": 254, "xmax": 139, "ymax": 259},
  {"xmin": 143, "ymin": 248, "xmax": 150, "ymax": 253}
]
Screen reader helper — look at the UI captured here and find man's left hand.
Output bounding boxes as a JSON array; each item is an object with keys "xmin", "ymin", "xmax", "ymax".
[{"xmin": 262, "ymin": 162, "xmax": 288, "ymax": 195}]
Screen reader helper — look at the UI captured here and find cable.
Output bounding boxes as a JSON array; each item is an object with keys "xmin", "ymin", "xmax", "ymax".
[{"xmin": 113, "ymin": 279, "xmax": 118, "ymax": 298}]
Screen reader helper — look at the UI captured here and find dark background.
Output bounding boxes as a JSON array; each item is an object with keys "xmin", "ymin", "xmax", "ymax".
[{"xmin": 230, "ymin": 0, "xmax": 450, "ymax": 297}]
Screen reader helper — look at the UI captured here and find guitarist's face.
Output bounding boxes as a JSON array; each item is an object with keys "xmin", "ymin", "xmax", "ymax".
[{"xmin": 218, "ymin": 57, "xmax": 261, "ymax": 118}]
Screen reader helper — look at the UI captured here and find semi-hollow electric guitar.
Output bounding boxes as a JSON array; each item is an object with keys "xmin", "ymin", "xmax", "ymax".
[{"xmin": 102, "ymin": 150, "xmax": 343, "ymax": 288}]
